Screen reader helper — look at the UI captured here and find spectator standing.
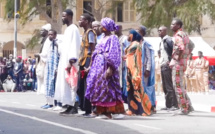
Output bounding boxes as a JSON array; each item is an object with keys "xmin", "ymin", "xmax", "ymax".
[
  {"xmin": 203, "ymin": 59, "xmax": 209, "ymax": 94},
  {"xmin": 6, "ymin": 54, "xmax": 14, "ymax": 79},
  {"xmin": 194, "ymin": 51, "xmax": 205, "ymax": 93},
  {"xmin": 155, "ymin": 51, "xmax": 163, "ymax": 95},
  {"xmin": 14, "ymin": 57, "xmax": 24, "ymax": 92}
]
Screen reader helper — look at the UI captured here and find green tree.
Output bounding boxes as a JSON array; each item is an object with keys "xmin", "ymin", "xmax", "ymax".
[
  {"xmin": 134, "ymin": 0, "xmax": 215, "ymax": 34},
  {"xmin": 1, "ymin": 0, "xmax": 71, "ymax": 48}
]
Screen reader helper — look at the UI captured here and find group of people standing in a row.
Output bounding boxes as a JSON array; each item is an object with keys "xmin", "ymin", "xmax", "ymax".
[
  {"xmin": 0, "ymin": 55, "xmax": 36, "ymax": 92},
  {"xmin": 36, "ymin": 9, "xmax": 195, "ymax": 119}
]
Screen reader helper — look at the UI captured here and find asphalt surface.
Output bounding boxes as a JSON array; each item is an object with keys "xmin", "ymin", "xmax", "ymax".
[{"xmin": 0, "ymin": 92, "xmax": 215, "ymax": 134}]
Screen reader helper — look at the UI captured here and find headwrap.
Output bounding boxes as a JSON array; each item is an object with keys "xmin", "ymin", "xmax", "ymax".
[
  {"xmin": 18, "ymin": 56, "xmax": 22, "ymax": 60},
  {"xmin": 129, "ymin": 29, "xmax": 142, "ymax": 42},
  {"xmin": 140, "ymin": 25, "xmax": 147, "ymax": 34},
  {"xmin": 101, "ymin": 17, "xmax": 118, "ymax": 32},
  {"xmin": 42, "ymin": 23, "xmax": 51, "ymax": 31}
]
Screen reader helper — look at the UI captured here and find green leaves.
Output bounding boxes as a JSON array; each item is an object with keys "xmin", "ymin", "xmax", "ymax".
[
  {"xmin": 134, "ymin": 0, "xmax": 215, "ymax": 34},
  {"xmin": 1, "ymin": 0, "xmax": 71, "ymax": 49},
  {"xmin": 25, "ymin": 29, "xmax": 41, "ymax": 50}
]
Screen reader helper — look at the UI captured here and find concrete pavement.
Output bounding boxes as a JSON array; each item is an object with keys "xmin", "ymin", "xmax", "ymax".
[
  {"xmin": 156, "ymin": 90, "xmax": 215, "ymax": 113},
  {"xmin": 0, "ymin": 92, "xmax": 215, "ymax": 134}
]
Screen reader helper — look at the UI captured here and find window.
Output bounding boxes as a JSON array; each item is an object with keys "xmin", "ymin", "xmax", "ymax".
[
  {"xmin": 124, "ymin": 1, "xmax": 136, "ymax": 22},
  {"xmin": 83, "ymin": 0, "xmax": 92, "ymax": 16},
  {"xmin": 113, "ymin": 2, "xmax": 123, "ymax": 22},
  {"xmin": 117, "ymin": 2, "xmax": 123, "ymax": 22}
]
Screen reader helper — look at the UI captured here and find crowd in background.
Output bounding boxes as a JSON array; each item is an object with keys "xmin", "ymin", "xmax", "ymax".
[
  {"xmin": 0, "ymin": 54, "xmax": 37, "ymax": 92},
  {"xmin": 155, "ymin": 51, "xmax": 214, "ymax": 95},
  {"xmin": 209, "ymin": 66, "xmax": 215, "ymax": 90}
]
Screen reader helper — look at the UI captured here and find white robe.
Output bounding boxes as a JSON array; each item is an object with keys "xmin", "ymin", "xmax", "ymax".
[
  {"xmin": 36, "ymin": 38, "xmax": 51, "ymax": 95},
  {"xmin": 54, "ymin": 24, "xmax": 81, "ymax": 106}
]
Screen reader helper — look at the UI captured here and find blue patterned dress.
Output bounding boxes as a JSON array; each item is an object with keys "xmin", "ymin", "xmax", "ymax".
[{"xmin": 45, "ymin": 40, "xmax": 59, "ymax": 97}]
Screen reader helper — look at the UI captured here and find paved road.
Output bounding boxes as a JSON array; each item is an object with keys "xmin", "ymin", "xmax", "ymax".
[{"xmin": 0, "ymin": 92, "xmax": 215, "ymax": 134}]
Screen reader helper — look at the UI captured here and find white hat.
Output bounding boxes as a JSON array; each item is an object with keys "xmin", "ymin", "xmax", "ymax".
[
  {"xmin": 92, "ymin": 21, "xmax": 100, "ymax": 26},
  {"xmin": 42, "ymin": 23, "xmax": 51, "ymax": 31}
]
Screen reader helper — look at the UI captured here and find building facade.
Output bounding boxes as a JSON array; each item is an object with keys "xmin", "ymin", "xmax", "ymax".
[
  {"xmin": 0, "ymin": 1, "xmax": 48, "ymax": 58},
  {"xmin": 0, "ymin": 0, "xmax": 214, "ymax": 59}
]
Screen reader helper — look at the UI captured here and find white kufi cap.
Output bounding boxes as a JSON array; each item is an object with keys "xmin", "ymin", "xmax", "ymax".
[{"xmin": 42, "ymin": 23, "xmax": 51, "ymax": 31}]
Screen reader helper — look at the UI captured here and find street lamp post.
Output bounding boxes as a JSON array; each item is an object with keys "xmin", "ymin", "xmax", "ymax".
[{"xmin": 14, "ymin": 0, "xmax": 17, "ymax": 59}]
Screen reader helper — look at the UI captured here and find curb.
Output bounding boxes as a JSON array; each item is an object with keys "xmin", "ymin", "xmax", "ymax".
[{"xmin": 211, "ymin": 107, "xmax": 215, "ymax": 112}]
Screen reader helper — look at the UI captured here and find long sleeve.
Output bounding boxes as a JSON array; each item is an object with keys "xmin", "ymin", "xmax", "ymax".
[
  {"xmin": 172, "ymin": 35, "xmax": 184, "ymax": 62},
  {"xmin": 15, "ymin": 63, "xmax": 23, "ymax": 74},
  {"xmin": 105, "ymin": 35, "xmax": 121, "ymax": 70},
  {"xmin": 205, "ymin": 60, "xmax": 209, "ymax": 68},
  {"xmin": 67, "ymin": 25, "xmax": 81, "ymax": 61},
  {"xmin": 144, "ymin": 43, "xmax": 151, "ymax": 71},
  {"xmin": 60, "ymin": 24, "xmax": 81, "ymax": 72},
  {"xmin": 40, "ymin": 38, "xmax": 51, "ymax": 63}
]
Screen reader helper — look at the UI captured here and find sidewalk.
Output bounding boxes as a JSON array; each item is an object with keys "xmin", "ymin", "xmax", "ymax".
[{"xmin": 156, "ymin": 90, "xmax": 215, "ymax": 113}]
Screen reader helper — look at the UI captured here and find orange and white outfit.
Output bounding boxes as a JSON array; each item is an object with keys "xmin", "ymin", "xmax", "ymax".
[{"xmin": 194, "ymin": 57, "xmax": 205, "ymax": 93}]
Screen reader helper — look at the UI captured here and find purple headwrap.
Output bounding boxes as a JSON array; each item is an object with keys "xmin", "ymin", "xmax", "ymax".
[{"xmin": 101, "ymin": 17, "xmax": 118, "ymax": 32}]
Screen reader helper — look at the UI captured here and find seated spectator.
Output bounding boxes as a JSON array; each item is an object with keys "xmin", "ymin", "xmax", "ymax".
[
  {"xmin": 3, "ymin": 75, "xmax": 16, "ymax": 92},
  {"xmin": 23, "ymin": 74, "xmax": 34, "ymax": 91}
]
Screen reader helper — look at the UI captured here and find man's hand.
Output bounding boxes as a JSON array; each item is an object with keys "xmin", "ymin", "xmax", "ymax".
[{"xmin": 144, "ymin": 70, "xmax": 150, "ymax": 78}]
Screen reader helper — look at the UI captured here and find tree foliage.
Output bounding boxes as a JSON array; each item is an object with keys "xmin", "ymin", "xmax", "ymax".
[
  {"xmin": 1, "ymin": 0, "xmax": 71, "ymax": 48},
  {"xmin": 134, "ymin": 0, "xmax": 215, "ymax": 34},
  {"xmin": 3, "ymin": 0, "xmax": 70, "ymax": 33}
]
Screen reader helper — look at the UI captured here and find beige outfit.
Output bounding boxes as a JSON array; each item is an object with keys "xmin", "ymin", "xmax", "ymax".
[
  {"xmin": 184, "ymin": 60, "xmax": 197, "ymax": 92},
  {"xmin": 155, "ymin": 56, "xmax": 162, "ymax": 93},
  {"xmin": 194, "ymin": 57, "xmax": 205, "ymax": 92},
  {"xmin": 203, "ymin": 60, "xmax": 209, "ymax": 92}
]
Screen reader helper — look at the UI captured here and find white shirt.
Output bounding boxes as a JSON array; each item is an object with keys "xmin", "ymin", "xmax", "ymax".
[{"xmin": 159, "ymin": 35, "xmax": 170, "ymax": 66}]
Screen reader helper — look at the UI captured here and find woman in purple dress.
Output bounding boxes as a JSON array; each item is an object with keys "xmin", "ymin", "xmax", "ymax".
[{"xmin": 85, "ymin": 17, "xmax": 125, "ymax": 119}]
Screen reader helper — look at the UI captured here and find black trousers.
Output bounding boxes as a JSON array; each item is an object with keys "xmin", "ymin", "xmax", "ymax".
[
  {"xmin": 77, "ymin": 57, "xmax": 92, "ymax": 114},
  {"xmin": 161, "ymin": 64, "xmax": 178, "ymax": 108}
]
